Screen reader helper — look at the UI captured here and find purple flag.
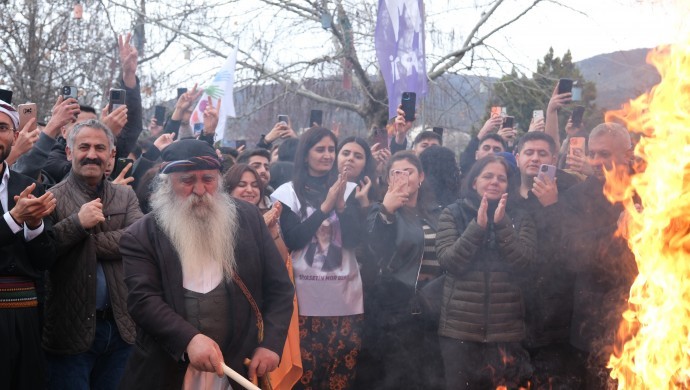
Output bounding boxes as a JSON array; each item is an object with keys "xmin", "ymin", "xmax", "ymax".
[{"xmin": 375, "ymin": 0, "xmax": 428, "ymax": 120}]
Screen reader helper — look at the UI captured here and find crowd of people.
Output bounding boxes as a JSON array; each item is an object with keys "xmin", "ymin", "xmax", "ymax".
[{"xmin": 0, "ymin": 33, "xmax": 640, "ymax": 390}]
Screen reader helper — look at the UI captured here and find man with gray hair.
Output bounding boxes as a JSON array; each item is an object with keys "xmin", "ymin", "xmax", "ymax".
[
  {"xmin": 559, "ymin": 122, "xmax": 638, "ymax": 389},
  {"xmin": 44, "ymin": 119, "xmax": 143, "ymax": 389},
  {"xmin": 119, "ymin": 139, "xmax": 293, "ymax": 389}
]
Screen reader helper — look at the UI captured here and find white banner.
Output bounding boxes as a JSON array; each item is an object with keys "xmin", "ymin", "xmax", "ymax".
[{"xmin": 190, "ymin": 45, "xmax": 238, "ymax": 141}]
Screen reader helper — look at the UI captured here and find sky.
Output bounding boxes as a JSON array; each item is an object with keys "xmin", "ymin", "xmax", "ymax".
[{"xmin": 444, "ymin": 0, "xmax": 690, "ymax": 76}]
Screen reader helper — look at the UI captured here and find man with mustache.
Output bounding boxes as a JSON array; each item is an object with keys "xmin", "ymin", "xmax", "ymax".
[
  {"xmin": 44, "ymin": 119, "xmax": 143, "ymax": 389},
  {"xmin": 0, "ymin": 100, "xmax": 57, "ymax": 389},
  {"xmin": 559, "ymin": 123, "xmax": 638, "ymax": 389},
  {"xmin": 118, "ymin": 139, "xmax": 294, "ymax": 389}
]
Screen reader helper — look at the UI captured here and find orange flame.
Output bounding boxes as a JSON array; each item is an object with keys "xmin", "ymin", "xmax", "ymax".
[{"xmin": 605, "ymin": 42, "xmax": 690, "ymax": 388}]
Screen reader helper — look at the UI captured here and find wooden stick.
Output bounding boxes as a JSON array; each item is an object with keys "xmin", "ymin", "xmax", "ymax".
[{"xmin": 221, "ymin": 363, "xmax": 261, "ymax": 390}]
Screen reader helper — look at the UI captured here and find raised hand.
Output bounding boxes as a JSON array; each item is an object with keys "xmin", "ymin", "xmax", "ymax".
[
  {"xmin": 381, "ymin": 173, "xmax": 409, "ymax": 215},
  {"xmin": 101, "ymin": 104, "xmax": 128, "ymax": 136},
  {"xmin": 355, "ymin": 176, "xmax": 372, "ymax": 208},
  {"xmin": 77, "ymin": 198, "xmax": 105, "ymax": 229},
  {"xmin": 10, "ymin": 183, "xmax": 56, "ymax": 229},
  {"xmin": 320, "ymin": 174, "xmax": 347, "ymax": 214},
  {"xmin": 476, "ymin": 194, "xmax": 489, "ymax": 228},
  {"xmin": 532, "ymin": 174, "xmax": 558, "ymax": 207},
  {"xmin": 171, "ymin": 83, "xmax": 204, "ymax": 122},
  {"xmin": 154, "ymin": 132, "xmax": 176, "ymax": 151},
  {"xmin": 118, "ymin": 33, "xmax": 138, "ymax": 88},
  {"xmin": 493, "ymin": 193, "xmax": 508, "ymax": 223},
  {"xmin": 44, "ymin": 96, "xmax": 80, "ymax": 138},
  {"xmin": 202, "ymin": 96, "xmax": 220, "ymax": 135},
  {"xmin": 478, "ymin": 115, "xmax": 503, "ymax": 139},
  {"xmin": 112, "ymin": 163, "xmax": 134, "ymax": 186}
]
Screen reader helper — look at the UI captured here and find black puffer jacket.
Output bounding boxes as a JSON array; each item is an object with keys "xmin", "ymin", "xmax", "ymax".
[{"xmin": 436, "ymin": 197, "xmax": 536, "ymax": 343}]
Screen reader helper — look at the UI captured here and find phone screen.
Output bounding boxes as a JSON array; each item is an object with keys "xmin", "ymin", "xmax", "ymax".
[
  {"xmin": 571, "ymin": 106, "xmax": 585, "ymax": 127},
  {"xmin": 177, "ymin": 88, "xmax": 188, "ymax": 98},
  {"xmin": 154, "ymin": 105, "xmax": 166, "ymax": 124},
  {"xmin": 502, "ymin": 116, "xmax": 514, "ymax": 129},
  {"xmin": 374, "ymin": 128, "xmax": 388, "ymax": 148}
]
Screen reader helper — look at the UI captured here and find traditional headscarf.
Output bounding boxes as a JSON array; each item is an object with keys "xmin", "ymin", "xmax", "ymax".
[{"xmin": 0, "ymin": 100, "xmax": 19, "ymax": 130}]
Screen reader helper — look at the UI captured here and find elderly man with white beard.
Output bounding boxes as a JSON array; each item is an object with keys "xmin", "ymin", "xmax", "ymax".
[{"xmin": 119, "ymin": 139, "xmax": 294, "ymax": 389}]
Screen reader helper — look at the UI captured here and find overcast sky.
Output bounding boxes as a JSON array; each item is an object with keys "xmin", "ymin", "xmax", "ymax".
[{"xmin": 452, "ymin": 0, "xmax": 690, "ymax": 75}]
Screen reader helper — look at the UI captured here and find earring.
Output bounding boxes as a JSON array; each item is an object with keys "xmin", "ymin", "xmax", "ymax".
[{"xmin": 419, "ymin": 181, "xmax": 422, "ymax": 188}]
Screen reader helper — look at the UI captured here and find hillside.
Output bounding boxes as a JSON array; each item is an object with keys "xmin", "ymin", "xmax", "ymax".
[{"xmin": 576, "ymin": 48, "xmax": 660, "ymax": 111}]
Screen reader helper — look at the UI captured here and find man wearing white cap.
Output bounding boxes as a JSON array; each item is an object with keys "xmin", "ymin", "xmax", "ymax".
[{"xmin": 0, "ymin": 100, "xmax": 57, "ymax": 389}]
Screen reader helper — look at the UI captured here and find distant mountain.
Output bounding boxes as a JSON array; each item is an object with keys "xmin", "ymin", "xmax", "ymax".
[{"xmin": 576, "ymin": 48, "xmax": 660, "ymax": 111}]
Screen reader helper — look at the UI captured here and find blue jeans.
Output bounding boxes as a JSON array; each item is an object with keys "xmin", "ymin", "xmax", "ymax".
[{"xmin": 46, "ymin": 318, "xmax": 132, "ymax": 390}]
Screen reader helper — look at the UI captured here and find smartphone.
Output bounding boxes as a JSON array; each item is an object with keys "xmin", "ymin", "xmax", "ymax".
[
  {"xmin": 569, "ymin": 137, "xmax": 586, "ymax": 157},
  {"xmin": 571, "ymin": 106, "xmax": 586, "ymax": 127},
  {"xmin": 278, "ymin": 114, "xmax": 289, "ymax": 124},
  {"xmin": 390, "ymin": 169, "xmax": 410, "ymax": 191},
  {"xmin": 108, "ymin": 89, "xmax": 126, "ymax": 113},
  {"xmin": 502, "ymin": 116, "xmax": 514, "ymax": 129},
  {"xmin": 111, "ymin": 158, "xmax": 134, "ymax": 180},
  {"xmin": 401, "ymin": 92, "xmax": 416, "ymax": 122},
  {"xmin": 373, "ymin": 127, "xmax": 388, "ymax": 148},
  {"xmin": 432, "ymin": 127, "xmax": 444, "ymax": 139},
  {"xmin": 17, "ymin": 103, "xmax": 37, "ymax": 131},
  {"xmin": 0, "ymin": 89, "xmax": 12, "ymax": 104},
  {"xmin": 557, "ymin": 78, "xmax": 573, "ymax": 95},
  {"xmin": 571, "ymin": 86, "xmax": 582, "ymax": 102},
  {"xmin": 532, "ymin": 110, "xmax": 544, "ymax": 120},
  {"xmin": 62, "ymin": 86, "xmax": 78, "ymax": 100},
  {"xmin": 490, "ymin": 106, "xmax": 502, "ymax": 117},
  {"xmin": 154, "ymin": 105, "xmax": 166, "ymax": 125},
  {"xmin": 177, "ymin": 87, "xmax": 188, "ymax": 98},
  {"xmin": 309, "ymin": 109, "xmax": 323, "ymax": 127},
  {"xmin": 235, "ymin": 139, "xmax": 247, "ymax": 149},
  {"xmin": 193, "ymin": 122, "xmax": 203, "ymax": 137},
  {"xmin": 538, "ymin": 164, "xmax": 557, "ymax": 182}
]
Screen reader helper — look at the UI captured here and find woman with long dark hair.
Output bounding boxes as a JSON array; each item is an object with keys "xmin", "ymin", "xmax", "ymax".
[
  {"xmin": 337, "ymin": 136, "xmax": 378, "ymax": 207},
  {"xmin": 436, "ymin": 155, "xmax": 536, "ymax": 389},
  {"xmin": 364, "ymin": 151, "xmax": 445, "ymax": 389},
  {"xmin": 419, "ymin": 145, "xmax": 461, "ymax": 207},
  {"xmin": 271, "ymin": 127, "xmax": 364, "ymax": 389}
]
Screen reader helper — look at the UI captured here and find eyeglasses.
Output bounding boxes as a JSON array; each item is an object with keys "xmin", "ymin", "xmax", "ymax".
[{"xmin": 0, "ymin": 124, "xmax": 16, "ymax": 134}]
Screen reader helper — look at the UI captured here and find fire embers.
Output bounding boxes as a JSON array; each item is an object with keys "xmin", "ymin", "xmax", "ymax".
[{"xmin": 605, "ymin": 42, "xmax": 690, "ymax": 388}]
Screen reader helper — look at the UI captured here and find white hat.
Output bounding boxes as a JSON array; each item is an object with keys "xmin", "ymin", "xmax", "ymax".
[{"xmin": 0, "ymin": 100, "xmax": 19, "ymax": 130}]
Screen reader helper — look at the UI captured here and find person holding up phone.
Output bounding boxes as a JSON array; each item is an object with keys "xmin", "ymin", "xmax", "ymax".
[
  {"xmin": 362, "ymin": 151, "xmax": 445, "ymax": 389},
  {"xmin": 511, "ymin": 132, "xmax": 583, "ymax": 387},
  {"xmin": 436, "ymin": 155, "xmax": 536, "ymax": 389},
  {"xmin": 258, "ymin": 116, "xmax": 297, "ymax": 150},
  {"xmin": 544, "ymin": 80, "xmax": 573, "ymax": 148}
]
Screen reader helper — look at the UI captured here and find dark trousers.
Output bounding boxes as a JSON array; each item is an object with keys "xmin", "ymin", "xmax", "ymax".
[
  {"xmin": 0, "ymin": 307, "xmax": 45, "ymax": 390},
  {"xmin": 439, "ymin": 337, "xmax": 533, "ymax": 390},
  {"xmin": 46, "ymin": 318, "xmax": 131, "ymax": 390}
]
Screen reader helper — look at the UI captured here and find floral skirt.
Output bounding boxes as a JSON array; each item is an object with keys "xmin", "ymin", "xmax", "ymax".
[{"xmin": 294, "ymin": 314, "xmax": 364, "ymax": 390}]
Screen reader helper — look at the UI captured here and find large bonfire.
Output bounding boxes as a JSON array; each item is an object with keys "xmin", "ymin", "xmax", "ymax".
[{"xmin": 605, "ymin": 41, "xmax": 690, "ymax": 388}]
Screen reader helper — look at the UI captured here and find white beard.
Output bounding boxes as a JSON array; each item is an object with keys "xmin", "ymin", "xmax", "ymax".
[{"xmin": 150, "ymin": 174, "xmax": 238, "ymax": 293}]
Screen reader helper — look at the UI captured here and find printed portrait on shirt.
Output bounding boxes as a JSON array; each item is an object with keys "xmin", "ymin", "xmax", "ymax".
[{"xmin": 303, "ymin": 216, "xmax": 343, "ymax": 272}]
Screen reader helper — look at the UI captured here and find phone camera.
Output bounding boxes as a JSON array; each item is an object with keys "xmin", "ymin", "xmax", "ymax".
[{"xmin": 541, "ymin": 165, "xmax": 548, "ymax": 172}]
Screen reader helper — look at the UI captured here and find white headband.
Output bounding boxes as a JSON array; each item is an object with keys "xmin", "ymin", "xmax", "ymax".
[{"xmin": 0, "ymin": 100, "xmax": 19, "ymax": 129}]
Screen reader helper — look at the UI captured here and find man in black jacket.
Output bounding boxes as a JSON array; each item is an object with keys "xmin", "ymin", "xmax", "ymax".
[
  {"xmin": 513, "ymin": 131, "xmax": 582, "ymax": 387},
  {"xmin": 0, "ymin": 100, "xmax": 57, "ymax": 389},
  {"xmin": 560, "ymin": 123, "xmax": 638, "ymax": 389},
  {"xmin": 119, "ymin": 140, "xmax": 294, "ymax": 389}
]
